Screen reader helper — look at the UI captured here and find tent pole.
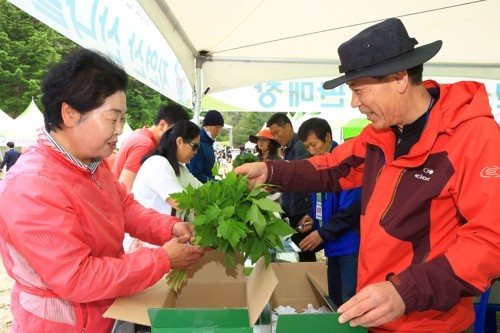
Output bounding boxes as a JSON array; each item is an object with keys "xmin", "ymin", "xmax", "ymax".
[{"xmin": 193, "ymin": 56, "xmax": 204, "ymax": 125}]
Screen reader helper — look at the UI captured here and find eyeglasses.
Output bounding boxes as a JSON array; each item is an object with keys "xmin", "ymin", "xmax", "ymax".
[{"xmin": 184, "ymin": 140, "xmax": 200, "ymax": 151}]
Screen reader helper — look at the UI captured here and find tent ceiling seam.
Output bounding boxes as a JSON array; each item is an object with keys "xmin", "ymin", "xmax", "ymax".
[{"xmin": 212, "ymin": 0, "xmax": 487, "ymax": 55}]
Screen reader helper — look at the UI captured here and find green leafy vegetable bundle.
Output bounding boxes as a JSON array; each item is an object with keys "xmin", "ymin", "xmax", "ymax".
[
  {"xmin": 166, "ymin": 171, "xmax": 295, "ymax": 291},
  {"xmin": 232, "ymin": 152, "xmax": 258, "ymax": 168}
]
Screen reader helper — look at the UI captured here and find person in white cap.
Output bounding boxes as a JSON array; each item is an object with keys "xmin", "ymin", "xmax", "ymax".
[{"xmin": 235, "ymin": 18, "xmax": 500, "ymax": 332}]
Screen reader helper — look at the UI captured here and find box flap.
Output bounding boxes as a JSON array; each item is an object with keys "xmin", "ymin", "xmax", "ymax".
[
  {"xmin": 246, "ymin": 257, "xmax": 278, "ymax": 326},
  {"xmin": 103, "ymin": 279, "xmax": 171, "ymax": 326},
  {"xmin": 148, "ymin": 308, "xmax": 250, "ymax": 328},
  {"xmin": 185, "ymin": 250, "xmax": 244, "ymax": 284},
  {"xmin": 276, "ymin": 313, "xmax": 367, "ymax": 333},
  {"xmin": 305, "ymin": 271, "xmax": 336, "ymax": 312},
  {"xmin": 270, "ymin": 262, "xmax": 328, "ymax": 310}
]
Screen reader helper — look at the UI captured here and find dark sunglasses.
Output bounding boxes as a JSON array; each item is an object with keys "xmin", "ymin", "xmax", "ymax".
[{"xmin": 184, "ymin": 140, "xmax": 200, "ymax": 151}]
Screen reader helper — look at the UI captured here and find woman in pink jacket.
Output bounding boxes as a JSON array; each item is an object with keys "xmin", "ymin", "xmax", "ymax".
[{"xmin": 0, "ymin": 49, "xmax": 205, "ymax": 332}]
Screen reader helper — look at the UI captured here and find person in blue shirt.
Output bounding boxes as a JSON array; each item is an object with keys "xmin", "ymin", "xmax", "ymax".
[
  {"xmin": 187, "ymin": 110, "xmax": 224, "ymax": 183},
  {"xmin": 297, "ymin": 118, "xmax": 362, "ymax": 308}
]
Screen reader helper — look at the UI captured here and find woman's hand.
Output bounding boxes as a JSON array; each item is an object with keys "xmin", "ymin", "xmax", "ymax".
[
  {"xmin": 171, "ymin": 222, "xmax": 194, "ymax": 241},
  {"xmin": 161, "ymin": 235, "xmax": 205, "ymax": 270}
]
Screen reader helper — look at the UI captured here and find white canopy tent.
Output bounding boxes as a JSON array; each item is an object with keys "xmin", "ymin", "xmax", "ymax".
[
  {"xmin": 116, "ymin": 120, "xmax": 134, "ymax": 150},
  {"xmin": 14, "ymin": 98, "xmax": 44, "ymax": 131},
  {"xmin": 138, "ymin": 0, "xmax": 500, "ymax": 120},
  {"xmin": 0, "ymin": 109, "xmax": 15, "ymax": 146},
  {"xmin": 0, "ymin": 109, "xmax": 14, "ymax": 125},
  {"xmin": 0, "ymin": 99, "xmax": 44, "ymax": 147},
  {"xmin": 8, "ymin": 1, "xmax": 500, "ymax": 123}
]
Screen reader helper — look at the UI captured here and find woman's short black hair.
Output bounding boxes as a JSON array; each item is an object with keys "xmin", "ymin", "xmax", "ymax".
[
  {"xmin": 41, "ymin": 48, "xmax": 128, "ymax": 131},
  {"xmin": 141, "ymin": 120, "xmax": 200, "ymax": 176}
]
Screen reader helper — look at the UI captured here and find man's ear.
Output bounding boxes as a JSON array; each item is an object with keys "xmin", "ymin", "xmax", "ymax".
[
  {"xmin": 61, "ymin": 102, "xmax": 80, "ymax": 127},
  {"xmin": 394, "ymin": 70, "xmax": 409, "ymax": 93},
  {"xmin": 158, "ymin": 119, "xmax": 170, "ymax": 131}
]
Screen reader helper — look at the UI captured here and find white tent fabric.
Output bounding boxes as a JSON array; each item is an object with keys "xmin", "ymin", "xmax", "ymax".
[
  {"xmin": 0, "ymin": 109, "xmax": 15, "ymax": 146},
  {"xmin": 14, "ymin": 98, "xmax": 44, "ymax": 131},
  {"xmin": 138, "ymin": 0, "xmax": 500, "ymax": 97},
  {"xmin": 6, "ymin": 99, "xmax": 45, "ymax": 147},
  {"xmin": 0, "ymin": 109, "xmax": 14, "ymax": 126},
  {"xmin": 117, "ymin": 120, "xmax": 134, "ymax": 149}
]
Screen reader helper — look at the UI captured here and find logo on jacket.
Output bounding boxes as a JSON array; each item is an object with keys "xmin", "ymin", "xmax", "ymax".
[
  {"xmin": 480, "ymin": 166, "xmax": 500, "ymax": 178},
  {"xmin": 415, "ymin": 167, "xmax": 434, "ymax": 181}
]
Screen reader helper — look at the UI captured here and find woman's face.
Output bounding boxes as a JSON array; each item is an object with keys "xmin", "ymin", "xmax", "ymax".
[
  {"xmin": 176, "ymin": 135, "xmax": 200, "ymax": 164},
  {"xmin": 66, "ymin": 91, "xmax": 127, "ymax": 165},
  {"xmin": 257, "ymin": 138, "xmax": 270, "ymax": 152}
]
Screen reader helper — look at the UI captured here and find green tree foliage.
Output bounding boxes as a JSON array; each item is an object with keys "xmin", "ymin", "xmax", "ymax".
[
  {"xmin": 220, "ymin": 111, "xmax": 274, "ymax": 147},
  {"xmin": 0, "ymin": 0, "xmax": 75, "ymax": 116}
]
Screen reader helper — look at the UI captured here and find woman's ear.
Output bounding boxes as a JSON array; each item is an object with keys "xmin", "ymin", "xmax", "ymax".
[
  {"xmin": 175, "ymin": 136, "xmax": 183, "ymax": 147},
  {"xmin": 61, "ymin": 102, "xmax": 80, "ymax": 127}
]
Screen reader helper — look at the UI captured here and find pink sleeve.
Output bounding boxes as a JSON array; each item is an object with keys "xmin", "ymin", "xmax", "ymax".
[{"xmin": 1, "ymin": 174, "xmax": 178, "ymax": 303}]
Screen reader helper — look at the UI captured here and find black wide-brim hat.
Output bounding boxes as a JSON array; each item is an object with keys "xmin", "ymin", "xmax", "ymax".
[{"xmin": 323, "ymin": 18, "xmax": 442, "ymax": 90}]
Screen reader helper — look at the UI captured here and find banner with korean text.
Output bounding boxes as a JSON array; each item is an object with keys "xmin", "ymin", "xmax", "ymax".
[
  {"xmin": 203, "ymin": 76, "xmax": 500, "ymax": 126},
  {"xmin": 9, "ymin": 0, "xmax": 192, "ymax": 106}
]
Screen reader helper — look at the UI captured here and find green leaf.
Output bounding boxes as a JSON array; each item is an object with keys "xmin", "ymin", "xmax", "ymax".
[
  {"xmin": 205, "ymin": 205, "xmax": 222, "ymax": 223},
  {"xmin": 247, "ymin": 187, "xmax": 263, "ymax": 198},
  {"xmin": 247, "ymin": 238, "xmax": 269, "ymax": 264},
  {"xmin": 253, "ymin": 198, "xmax": 284, "ymax": 213},
  {"xmin": 247, "ymin": 203, "xmax": 266, "ymax": 236},
  {"xmin": 221, "ymin": 205, "xmax": 235, "ymax": 219},
  {"xmin": 265, "ymin": 218, "xmax": 296, "ymax": 237},
  {"xmin": 211, "ymin": 160, "xmax": 221, "ymax": 178},
  {"xmin": 223, "ymin": 171, "xmax": 238, "ymax": 186},
  {"xmin": 235, "ymin": 202, "xmax": 252, "ymax": 222},
  {"xmin": 224, "ymin": 252, "xmax": 238, "ymax": 269},
  {"xmin": 192, "ymin": 214, "xmax": 208, "ymax": 226},
  {"xmin": 217, "ymin": 219, "xmax": 248, "ymax": 249}
]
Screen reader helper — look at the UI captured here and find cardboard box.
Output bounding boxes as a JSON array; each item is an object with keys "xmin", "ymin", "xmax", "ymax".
[
  {"xmin": 269, "ymin": 261, "xmax": 366, "ymax": 333},
  {"xmin": 105, "ymin": 252, "xmax": 366, "ymax": 333},
  {"xmin": 104, "ymin": 251, "xmax": 277, "ymax": 332}
]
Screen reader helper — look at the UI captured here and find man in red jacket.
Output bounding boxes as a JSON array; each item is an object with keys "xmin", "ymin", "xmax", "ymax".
[{"xmin": 236, "ymin": 18, "xmax": 500, "ymax": 332}]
